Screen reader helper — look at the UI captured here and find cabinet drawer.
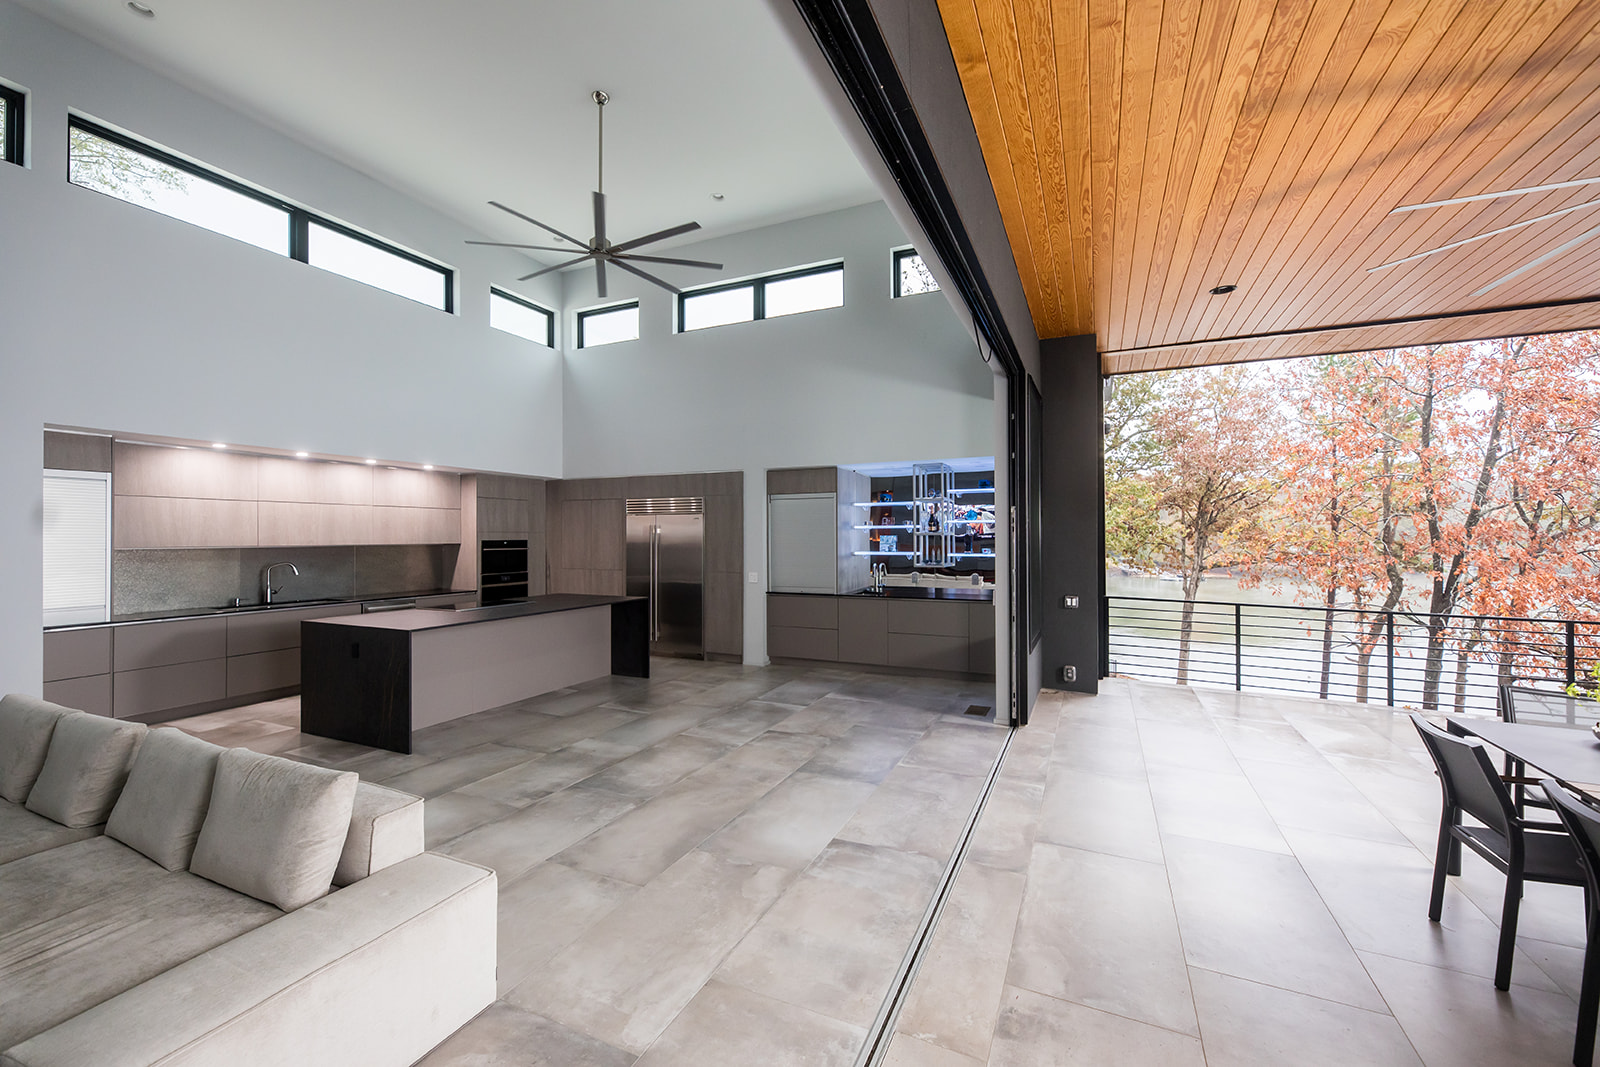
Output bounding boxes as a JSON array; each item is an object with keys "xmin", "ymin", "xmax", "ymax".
[
  {"xmin": 837, "ymin": 598, "xmax": 888, "ymax": 666},
  {"xmin": 43, "ymin": 674, "xmax": 113, "ymax": 717},
  {"xmin": 44, "ymin": 628, "xmax": 113, "ymax": 682},
  {"xmin": 768, "ymin": 625, "xmax": 839, "ymax": 662},
  {"xmin": 114, "ymin": 618, "xmax": 227, "ymax": 671},
  {"xmin": 887, "ymin": 633, "xmax": 970, "ymax": 672},
  {"xmin": 887, "ymin": 600, "xmax": 969, "ymax": 637},
  {"xmin": 228, "ymin": 649, "xmax": 300, "ymax": 697},
  {"xmin": 226, "ymin": 604, "xmax": 359, "ymax": 656},
  {"xmin": 114, "ymin": 659, "xmax": 226, "ymax": 718},
  {"xmin": 767, "ymin": 595, "xmax": 838, "ymax": 630}
]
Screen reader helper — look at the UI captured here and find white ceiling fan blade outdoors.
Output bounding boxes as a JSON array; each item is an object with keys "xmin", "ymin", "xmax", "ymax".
[
  {"xmin": 465, "ymin": 240, "xmax": 577, "ymax": 253},
  {"xmin": 610, "ymin": 221, "xmax": 702, "ymax": 253},
  {"xmin": 488, "ymin": 200, "xmax": 587, "ymax": 247},
  {"xmin": 517, "ymin": 254, "xmax": 592, "ymax": 282},
  {"xmin": 595, "ymin": 257, "xmax": 608, "ymax": 299},
  {"xmin": 1369, "ymin": 198, "xmax": 1600, "ymax": 272},
  {"xmin": 609, "ymin": 256, "xmax": 681, "ymax": 294},
  {"xmin": 1471, "ymin": 219, "xmax": 1600, "ymax": 296},
  {"xmin": 616, "ymin": 253, "xmax": 724, "ymax": 270},
  {"xmin": 1391, "ymin": 175, "xmax": 1600, "ymax": 213}
]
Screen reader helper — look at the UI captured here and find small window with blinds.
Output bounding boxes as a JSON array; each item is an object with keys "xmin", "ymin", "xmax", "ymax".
[{"xmin": 43, "ymin": 471, "xmax": 110, "ymax": 626}]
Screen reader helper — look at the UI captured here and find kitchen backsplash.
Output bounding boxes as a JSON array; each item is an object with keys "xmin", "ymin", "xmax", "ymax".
[{"xmin": 112, "ymin": 544, "xmax": 460, "ymax": 617}]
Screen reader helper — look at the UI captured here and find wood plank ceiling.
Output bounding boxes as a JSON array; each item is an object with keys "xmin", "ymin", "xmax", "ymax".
[{"xmin": 936, "ymin": 0, "xmax": 1600, "ymax": 374}]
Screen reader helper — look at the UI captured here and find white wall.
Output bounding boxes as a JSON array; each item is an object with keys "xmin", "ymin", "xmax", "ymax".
[
  {"xmin": 0, "ymin": 2, "xmax": 565, "ymax": 695},
  {"xmin": 559, "ymin": 202, "xmax": 999, "ymax": 664}
]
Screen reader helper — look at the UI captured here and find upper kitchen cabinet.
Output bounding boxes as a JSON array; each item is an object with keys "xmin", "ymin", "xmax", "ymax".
[{"xmin": 112, "ymin": 442, "xmax": 463, "ymax": 548}]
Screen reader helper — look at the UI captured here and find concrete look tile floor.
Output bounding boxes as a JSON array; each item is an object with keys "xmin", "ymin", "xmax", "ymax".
[
  {"xmin": 168, "ymin": 659, "xmax": 1005, "ymax": 1066},
  {"xmin": 169, "ymin": 670, "xmax": 1593, "ymax": 1065},
  {"xmin": 885, "ymin": 678, "xmax": 1591, "ymax": 1066}
]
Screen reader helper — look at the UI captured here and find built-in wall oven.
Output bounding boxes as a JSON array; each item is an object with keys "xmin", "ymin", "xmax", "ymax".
[{"xmin": 480, "ymin": 539, "xmax": 528, "ymax": 605}]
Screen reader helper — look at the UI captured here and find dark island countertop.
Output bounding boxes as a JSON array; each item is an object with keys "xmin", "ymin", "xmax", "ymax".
[
  {"xmin": 44, "ymin": 588, "xmax": 480, "ymax": 632},
  {"xmin": 769, "ymin": 587, "xmax": 995, "ymax": 602},
  {"xmin": 302, "ymin": 594, "xmax": 644, "ymax": 633}
]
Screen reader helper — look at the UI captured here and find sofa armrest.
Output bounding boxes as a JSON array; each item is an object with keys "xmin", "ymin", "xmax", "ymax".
[
  {"xmin": 2, "ymin": 853, "xmax": 496, "ymax": 1067},
  {"xmin": 335, "ymin": 781, "xmax": 424, "ymax": 887}
]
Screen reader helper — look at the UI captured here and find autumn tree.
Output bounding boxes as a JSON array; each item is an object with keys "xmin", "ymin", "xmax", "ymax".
[{"xmin": 1138, "ymin": 366, "xmax": 1285, "ymax": 683}]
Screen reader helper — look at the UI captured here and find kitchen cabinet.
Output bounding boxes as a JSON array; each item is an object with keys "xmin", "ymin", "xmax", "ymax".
[
  {"xmin": 767, "ymin": 593, "xmax": 993, "ymax": 677},
  {"xmin": 42, "ymin": 628, "xmax": 113, "ymax": 716}
]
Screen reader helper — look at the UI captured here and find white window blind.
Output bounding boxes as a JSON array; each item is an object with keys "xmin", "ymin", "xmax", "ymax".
[{"xmin": 43, "ymin": 471, "xmax": 110, "ymax": 626}]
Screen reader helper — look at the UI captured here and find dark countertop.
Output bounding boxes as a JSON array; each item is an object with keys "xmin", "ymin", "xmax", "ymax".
[
  {"xmin": 302, "ymin": 594, "xmax": 644, "ymax": 633},
  {"xmin": 44, "ymin": 588, "xmax": 478, "ymax": 632},
  {"xmin": 769, "ymin": 587, "xmax": 995, "ymax": 602}
]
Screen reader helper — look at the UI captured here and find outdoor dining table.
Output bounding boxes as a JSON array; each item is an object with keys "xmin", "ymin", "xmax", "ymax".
[{"xmin": 1446, "ymin": 714, "xmax": 1600, "ymax": 793}]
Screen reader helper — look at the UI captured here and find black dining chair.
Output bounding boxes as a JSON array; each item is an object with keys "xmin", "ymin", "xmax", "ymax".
[
  {"xmin": 1541, "ymin": 779, "xmax": 1600, "ymax": 1067},
  {"xmin": 1500, "ymin": 679, "xmax": 1595, "ymax": 817},
  {"xmin": 1411, "ymin": 713, "xmax": 1586, "ymax": 990}
]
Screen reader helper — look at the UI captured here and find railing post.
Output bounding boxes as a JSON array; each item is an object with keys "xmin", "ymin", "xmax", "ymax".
[
  {"xmin": 1386, "ymin": 612, "xmax": 1396, "ymax": 707},
  {"xmin": 1234, "ymin": 604, "xmax": 1242, "ymax": 692},
  {"xmin": 1567, "ymin": 620, "xmax": 1578, "ymax": 687}
]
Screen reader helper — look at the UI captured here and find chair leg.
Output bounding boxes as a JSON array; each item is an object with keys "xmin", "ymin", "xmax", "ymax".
[
  {"xmin": 1447, "ymin": 806, "xmax": 1463, "ymax": 875},
  {"xmin": 1496, "ymin": 872, "xmax": 1523, "ymax": 991},
  {"xmin": 1430, "ymin": 817, "xmax": 1452, "ymax": 922},
  {"xmin": 1577, "ymin": 915, "xmax": 1600, "ymax": 1067}
]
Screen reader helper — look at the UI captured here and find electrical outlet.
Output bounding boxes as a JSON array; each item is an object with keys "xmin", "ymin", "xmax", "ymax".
[
  {"xmin": 1062, "ymin": 595, "xmax": 1080, "ymax": 609},
  {"xmin": 1061, "ymin": 665, "xmax": 1077, "ymax": 683},
  {"xmin": 748, "ymin": 572, "xmax": 759, "ymax": 584}
]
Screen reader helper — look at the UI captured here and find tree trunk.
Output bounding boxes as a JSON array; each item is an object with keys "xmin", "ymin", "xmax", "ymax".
[{"xmin": 1319, "ymin": 586, "xmax": 1337, "ymax": 700}]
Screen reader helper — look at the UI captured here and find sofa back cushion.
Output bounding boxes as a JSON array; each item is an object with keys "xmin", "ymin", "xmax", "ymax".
[
  {"xmin": 0, "ymin": 694, "xmax": 76, "ymax": 803},
  {"xmin": 334, "ymin": 781, "xmax": 425, "ymax": 886},
  {"xmin": 190, "ymin": 749, "xmax": 358, "ymax": 911},
  {"xmin": 25, "ymin": 712, "xmax": 147, "ymax": 828},
  {"xmin": 106, "ymin": 727, "xmax": 225, "ymax": 871}
]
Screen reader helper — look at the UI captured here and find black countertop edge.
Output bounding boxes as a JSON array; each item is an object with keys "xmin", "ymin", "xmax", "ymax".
[
  {"xmin": 45, "ymin": 589, "xmax": 480, "ymax": 632},
  {"xmin": 768, "ymin": 588, "xmax": 995, "ymax": 602},
  {"xmin": 301, "ymin": 594, "xmax": 645, "ymax": 633}
]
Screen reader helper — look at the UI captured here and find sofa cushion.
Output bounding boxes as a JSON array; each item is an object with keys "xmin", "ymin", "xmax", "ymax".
[
  {"xmin": 0, "ymin": 694, "xmax": 74, "ymax": 804},
  {"xmin": 333, "ymin": 781, "xmax": 425, "ymax": 886},
  {"xmin": 190, "ymin": 749, "xmax": 358, "ymax": 911},
  {"xmin": 0, "ymin": 835, "xmax": 278, "ymax": 1051},
  {"xmin": 105, "ymin": 727, "xmax": 223, "ymax": 871},
  {"xmin": 24, "ymin": 714, "xmax": 146, "ymax": 829},
  {"xmin": 0, "ymin": 800, "xmax": 100, "ymax": 866}
]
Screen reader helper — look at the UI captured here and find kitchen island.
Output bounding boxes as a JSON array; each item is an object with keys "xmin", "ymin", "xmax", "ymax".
[{"xmin": 300, "ymin": 594, "xmax": 648, "ymax": 753}]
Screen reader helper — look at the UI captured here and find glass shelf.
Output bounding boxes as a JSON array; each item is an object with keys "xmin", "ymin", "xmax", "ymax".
[
  {"xmin": 854, "ymin": 551, "xmax": 916, "ymax": 557},
  {"xmin": 948, "ymin": 488, "xmax": 996, "ymax": 496},
  {"xmin": 851, "ymin": 500, "xmax": 916, "ymax": 508},
  {"xmin": 951, "ymin": 553, "xmax": 998, "ymax": 559},
  {"xmin": 855, "ymin": 524, "xmax": 917, "ymax": 531}
]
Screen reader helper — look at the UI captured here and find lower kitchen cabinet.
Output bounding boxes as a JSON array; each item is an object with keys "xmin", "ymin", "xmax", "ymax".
[{"xmin": 768, "ymin": 594, "xmax": 993, "ymax": 677}]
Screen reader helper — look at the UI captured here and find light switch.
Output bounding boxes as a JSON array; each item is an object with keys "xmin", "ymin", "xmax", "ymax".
[
  {"xmin": 1062, "ymin": 595, "xmax": 1080, "ymax": 609},
  {"xmin": 749, "ymin": 572, "xmax": 759, "ymax": 583}
]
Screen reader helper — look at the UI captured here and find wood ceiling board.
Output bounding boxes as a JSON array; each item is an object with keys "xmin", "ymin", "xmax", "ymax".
[{"xmin": 936, "ymin": 0, "xmax": 1600, "ymax": 371}]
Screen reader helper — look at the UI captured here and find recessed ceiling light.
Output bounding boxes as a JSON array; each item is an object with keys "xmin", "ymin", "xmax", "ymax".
[
  {"xmin": 710, "ymin": 193, "xmax": 725, "ymax": 201},
  {"xmin": 126, "ymin": 2, "xmax": 155, "ymax": 17},
  {"xmin": 423, "ymin": 464, "xmax": 434, "ymax": 471},
  {"xmin": 365, "ymin": 458, "xmax": 377, "ymax": 465},
  {"xmin": 294, "ymin": 451, "xmax": 309, "ymax": 459},
  {"xmin": 1209, "ymin": 284, "xmax": 1238, "ymax": 295},
  {"xmin": 211, "ymin": 442, "xmax": 227, "ymax": 449}
]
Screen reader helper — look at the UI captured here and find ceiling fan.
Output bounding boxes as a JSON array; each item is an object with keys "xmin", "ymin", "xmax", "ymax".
[{"xmin": 468, "ymin": 90, "xmax": 722, "ymax": 297}]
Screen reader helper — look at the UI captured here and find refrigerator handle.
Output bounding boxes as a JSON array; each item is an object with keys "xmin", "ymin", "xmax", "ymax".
[{"xmin": 650, "ymin": 524, "xmax": 660, "ymax": 641}]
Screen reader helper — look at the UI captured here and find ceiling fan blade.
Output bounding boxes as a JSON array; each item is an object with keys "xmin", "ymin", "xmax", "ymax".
[
  {"xmin": 610, "ymin": 220, "xmax": 702, "ymax": 253},
  {"xmin": 487, "ymin": 200, "xmax": 587, "ymax": 247},
  {"xmin": 517, "ymin": 254, "xmax": 592, "ymax": 282},
  {"xmin": 615, "ymin": 253, "xmax": 724, "ymax": 270},
  {"xmin": 593, "ymin": 191, "xmax": 607, "ymax": 247},
  {"xmin": 465, "ymin": 240, "xmax": 580, "ymax": 253},
  {"xmin": 609, "ymin": 256, "xmax": 681, "ymax": 295},
  {"xmin": 595, "ymin": 257, "xmax": 608, "ymax": 299}
]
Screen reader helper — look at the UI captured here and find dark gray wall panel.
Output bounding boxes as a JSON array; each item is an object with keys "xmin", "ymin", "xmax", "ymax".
[{"xmin": 1040, "ymin": 334, "xmax": 1103, "ymax": 693}]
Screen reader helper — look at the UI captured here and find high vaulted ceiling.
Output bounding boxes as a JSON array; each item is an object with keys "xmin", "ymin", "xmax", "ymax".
[
  {"xmin": 938, "ymin": 0, "xmax": 1600, "ymax": 374},
  {"xmin": 18, "ymin": 0, "xmax": 878, "ymax": 262}
]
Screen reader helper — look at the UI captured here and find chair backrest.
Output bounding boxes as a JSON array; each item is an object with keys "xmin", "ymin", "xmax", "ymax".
[
  {"xmin": 1540, "ymin": 778, "xmax": 1600, "ymax": 900},
  {"xmin": 1411, "ymin": 713, "xmax": 1517, "ymax": 839},
  {"xmin": 1501, "ymin": 682, "xmax": 1587, "ymax": 727}
]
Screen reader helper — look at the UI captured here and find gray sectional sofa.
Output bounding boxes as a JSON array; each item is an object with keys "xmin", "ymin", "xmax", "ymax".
[{"xmin": 0, "ymin": 693, "xmax": 497, "ymax": 1067}]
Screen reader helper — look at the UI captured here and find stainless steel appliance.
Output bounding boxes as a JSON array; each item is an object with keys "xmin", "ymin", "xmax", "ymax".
[{"xmin": 626, "ymin": 498, "xmax": 704, "ymax": 659}]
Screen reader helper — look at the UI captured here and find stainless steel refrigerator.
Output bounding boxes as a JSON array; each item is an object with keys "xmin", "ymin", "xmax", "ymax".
[{"xmin": 625, "ymin": 498, "xmax": 705, "ymax": 659}]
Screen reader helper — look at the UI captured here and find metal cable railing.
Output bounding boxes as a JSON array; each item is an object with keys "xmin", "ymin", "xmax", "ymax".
[{"xmin": 1106, "ymin": 595, "xmax": 1600, "ymax": 716}]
